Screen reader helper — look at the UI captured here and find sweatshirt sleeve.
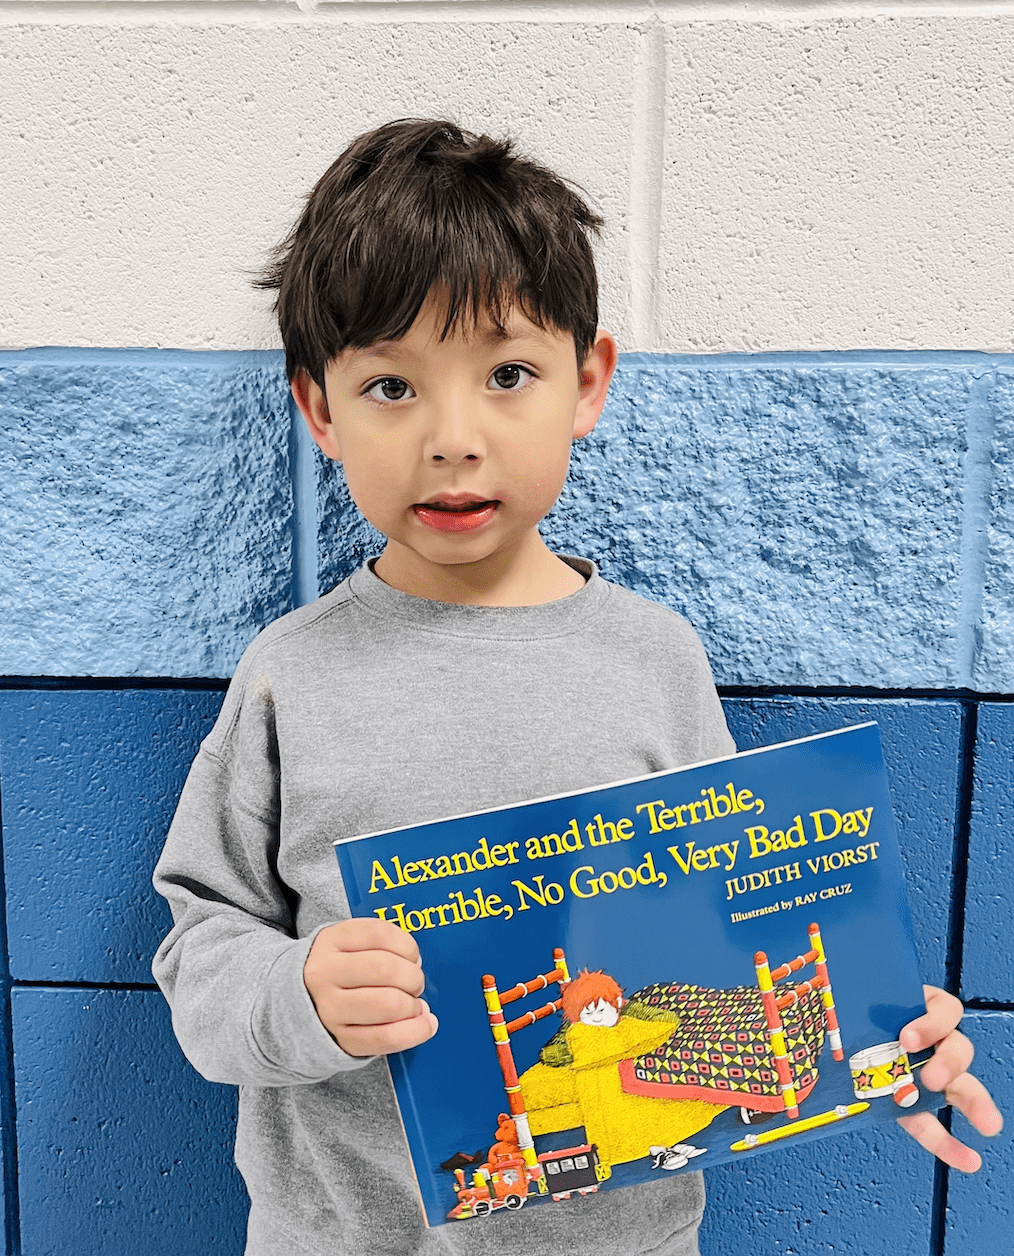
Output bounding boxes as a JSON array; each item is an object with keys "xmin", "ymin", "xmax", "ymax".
[
  {"xmin": 152, "ymin": 667, "xmax": 369, "ymax": 1087},
  {"xmin": 697, "ymin": 651, "xmax": 737, "ymax": 763},
  {"xmin": 669, "ymin": 612, "xmax": 737, "ymax": 764}
]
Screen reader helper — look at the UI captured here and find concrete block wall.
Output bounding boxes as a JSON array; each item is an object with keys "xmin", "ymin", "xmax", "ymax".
[{"xmin": 2, "ymin": 2, "xmax": 1012, "ymax": 1253}]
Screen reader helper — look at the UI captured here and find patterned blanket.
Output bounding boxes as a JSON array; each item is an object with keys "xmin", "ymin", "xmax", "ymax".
[{"xmin": 615, "ymin": 981, "xmax": 827, "ymax": 1111}]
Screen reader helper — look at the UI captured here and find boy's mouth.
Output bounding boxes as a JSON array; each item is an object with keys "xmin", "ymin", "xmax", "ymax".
[{"xmin": 414, "ymin": 496, "xmax": 499, "ymax": 534}]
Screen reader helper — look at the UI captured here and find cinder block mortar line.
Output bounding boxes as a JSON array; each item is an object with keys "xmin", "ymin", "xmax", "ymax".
[
  {"xmin": 9, "ymin": 980, "xmax": 160, "ymax": 992},
  {"xmin": 0, "ymin": 347, "xmax": 283, "ymax": 369},
  {"xmin": 5, "ymin": 347, "xmax": 1014, "ymax": 370},
  {"xmin": 289, "ymin": 393, "xmax": 320, "ymax": 608},
  {"xmin": 3, "ymin": 0, "xmax": 1014, "ymax": 27},
  {"xmin": 2, "ymin": 678, "xmax": 1013, "ymax": 699},
  {"xmin": 619, "ymin": 350, "xmax": 1014, "ymax": 368},
  {"xmin": 945, "ymin": 701, "xmax": 976, "ymax": 999},
  {"xmin": 0, "ymin": 792, "xmax": 22, "ymax": 1256},
  {"xmin": 653, "ymin": 0, "xmax": 1014, "ymax": 16},
  {"xmin": 0, "ymin": 0, "xmax": 656, "ymax": 20},
  {"xmin": 628, "ymin": 13, "xmax": 665, "ymax": 346},
  {"xmin": 0, "ymin": 677, "xmax": 229, "ymax": 691},
  {"xmin": 718, "ymin": 685, "xmax": 1014, "ymax": 700},
  {"xmin": 957, "ymin": 372, "xmax": 994, "ymax": 687},
  {"xmin": 930, "ymin": 1138, "xmax": 951, "ymax": 1256}
]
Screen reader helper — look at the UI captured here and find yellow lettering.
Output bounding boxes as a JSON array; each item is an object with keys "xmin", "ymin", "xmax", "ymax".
[
  {"xmin": 369, "ymin": 860, "xmax": 398, "ymax": 894},
  {"xmin": 811, "ymin": 809, "xmax": 843, "ymax": 842},
  {"xmin": 635, "ymin": 800, "xmax": 667, "ymax": 834}
]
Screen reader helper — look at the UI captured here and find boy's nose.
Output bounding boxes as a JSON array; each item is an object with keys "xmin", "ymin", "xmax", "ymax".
[{"xmin": 423, "ymin": 401, "xmax": 486, "ymax": 465}]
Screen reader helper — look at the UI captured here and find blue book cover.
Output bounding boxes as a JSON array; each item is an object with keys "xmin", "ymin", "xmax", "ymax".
[{"xmin": 334, "ymin": 723, "xmax": 936, "ymax": 1227}]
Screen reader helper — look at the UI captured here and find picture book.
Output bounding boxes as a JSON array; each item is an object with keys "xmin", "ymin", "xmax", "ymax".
[{"xmin": 334, "ymin": 723, "xmax": 937, "ymax": 1227}]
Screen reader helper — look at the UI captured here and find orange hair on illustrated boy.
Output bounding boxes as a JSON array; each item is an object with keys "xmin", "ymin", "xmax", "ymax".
[{"xmin": 562, "ymin": 969, "xmax": 624, "ymax": 1027}]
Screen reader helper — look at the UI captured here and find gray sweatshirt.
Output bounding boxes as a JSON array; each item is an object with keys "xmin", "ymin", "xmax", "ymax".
[{"xmin": 153, "ymin": 558, "xmax": 735, "ymax": 1256}]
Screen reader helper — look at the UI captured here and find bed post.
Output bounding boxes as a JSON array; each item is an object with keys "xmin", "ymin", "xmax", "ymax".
[
  {"xmin": 480, "ymin": 948, "xmax": 570, "ymax": 1193},
  {"xmin": 808, "ymin": 923, "xmax": 844, "ymax": 1060},
  {"xmin": 754, "ymin": 951, "xmax": 801, "ymax": 1118},
  {"xmin": 481, "ymin": 974, "xmax": 541, "ymax": 1183}
]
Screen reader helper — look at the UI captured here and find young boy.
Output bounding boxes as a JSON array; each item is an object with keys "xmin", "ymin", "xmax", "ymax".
[{"xmin": 153, "ymin": 119, "xmax": 1000, "ymax": 1256}]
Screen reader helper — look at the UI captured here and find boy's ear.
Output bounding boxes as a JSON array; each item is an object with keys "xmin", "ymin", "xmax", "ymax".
[
  {"xmin": 291, "ymin": 368, "xmax": 342, "ymax": 461},
  {"xmin": 572, "ymin": 330, "xmax": 619, "ymax": 440}
]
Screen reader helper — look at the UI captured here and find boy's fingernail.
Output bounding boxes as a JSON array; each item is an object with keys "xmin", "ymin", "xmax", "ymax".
[
  {"xmin": 900, "ymin": 1028, "xmax": 918, "ymax": 1051},
  {"xmin": 419, "ymin": 998, "xmax": 431, "ymax": 1016}
]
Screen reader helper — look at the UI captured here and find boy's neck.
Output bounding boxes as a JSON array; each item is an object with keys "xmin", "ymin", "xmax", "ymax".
[{"xmin": 372, "ymin": 532, "xmax": 586, "ymax": 606}]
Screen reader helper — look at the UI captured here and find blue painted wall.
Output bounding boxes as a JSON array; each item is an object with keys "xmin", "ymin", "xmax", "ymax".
[{"xmin": 1, "ymin": 350, "xmax": 1010, "ymax": 1255}]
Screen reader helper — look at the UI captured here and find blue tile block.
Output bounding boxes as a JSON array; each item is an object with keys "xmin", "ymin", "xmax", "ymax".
[
  {"xmin": 546, "ymin": 361, "xmax": 970, "ymax": 688},
  {"xmin": 962, "ymin": 705, "xmax": 1014, "ymax": 1002},
  {"xmin": 976, "ymin": 371, "xmax": 1014, "ymax": 692},
  {"xmin": 943, "ymin": 1011, "xmax": 1013, "ymax": 1255},
  {"xmin": 699, "ymin": 1119, "xmax": 935, "ymax": 1256},
  {"xmin": 14, "ymin": 988, "xmax": 246, "ymax": 1256},
  {"xmin": 0, "ymin": 350, "xmax": 294, "ymax": 678},
  {"xmin": 723, "ymin": 697, "xmax": 962, "ymax": 989},
  {"xmin": 0, "ymin": 1035, "xmax": 7, "ymax": 1256},
  {"xmin": 0, "ymin": 688, "xmax": 223, "ymax": 983}
]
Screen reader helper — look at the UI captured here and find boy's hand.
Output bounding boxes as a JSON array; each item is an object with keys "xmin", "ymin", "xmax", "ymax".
[
  {"xmin": 303, "ymin": 919, "xmax": 439, "ymax": 1057},
  {"xmin": 896, "ymin": 985, "xmax": 1003, "ymax": 1171}
]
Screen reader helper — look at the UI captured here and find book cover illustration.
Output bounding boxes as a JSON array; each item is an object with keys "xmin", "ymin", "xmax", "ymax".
[{"xmin": 334, "ymin": 723, "xmax": 937, "ymax": 1227}]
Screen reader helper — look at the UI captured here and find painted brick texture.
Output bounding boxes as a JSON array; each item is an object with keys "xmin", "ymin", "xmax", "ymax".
[
  {"xmin": 700, "ymin": 1120, "xmax": 935, "ymax": 1256},
  {"xmin": 13, "ymin": 989, "xmax": 246, "ymax": 1256},
  {"xmin": 0, "ymin": 689, "xmax": 223, "ymax": 984},
  {"xmin": 318, "ymin": 358, "xmax": 983, "ymax": 696},
  {"xmin": 7, "ymin": 351, "xmax": 1008, "ymax": 689},
  {"xmin": 4, "ymin": 17, "xmax": 1014, "ymax": 355},
  {"xmin": 0, "ymin": 351, "xmax": 294, "ymax": 679},
  {"xmin": 0, "ymin": 22, "xmax": 640, "ymax": 353},
  {"xmin": 944, "ymin": 1011, "xmax": 1014, "ymax": 1255},
  {"xmin": 549, "ymin": 362, "xmax": 976, "ymax": 689}
]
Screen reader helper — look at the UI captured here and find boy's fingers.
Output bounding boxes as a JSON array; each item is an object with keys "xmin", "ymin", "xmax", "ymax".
[
  {"xmin": 327, "ymin": 948, "xmax": 426, "ymax": 998},
  {"xmin": 336, "ymin": 1007, "xmax": 439, "ymax": 1058},
  {"xmin": 943, "ymin": 1071, "xmax": 1004, "ymax": 1138},
  {"xmin": 899, "ymin": 985, "xmax": 964, "ymax": 1054},
  {"xmin": 917, "ymin": 1028, "xmax": 975, "ymax": 1092},
  {"xmin": 329, "ymin": 986, "xmax": 427, "ymax": 1028},
  {"xmin": 317, "ymin": 918, "xmax": 421, "ymax": 964},
  {"xmin": 897, "ymin": 1110, "xmax": 982, "ymax": 1173}
]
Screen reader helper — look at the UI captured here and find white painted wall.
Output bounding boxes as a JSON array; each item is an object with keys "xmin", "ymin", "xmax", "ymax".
[{"xmin": 2, "ymin": 2, "xmax": 1012, "ymax": 353}]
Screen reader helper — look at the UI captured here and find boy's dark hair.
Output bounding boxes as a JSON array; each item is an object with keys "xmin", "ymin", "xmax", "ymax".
[{"xmin": 256, "ymin": 119, "xmax": 603, "ymax": 386}]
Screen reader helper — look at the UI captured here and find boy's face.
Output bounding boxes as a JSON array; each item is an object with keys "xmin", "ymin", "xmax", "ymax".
[
  {"xmin": 293, "ymin": 294, "xmax": 616, "ymax": 603},
  {"xmin": 580, "ymin": 998, "xmax": 620, "ymax": 1027}
]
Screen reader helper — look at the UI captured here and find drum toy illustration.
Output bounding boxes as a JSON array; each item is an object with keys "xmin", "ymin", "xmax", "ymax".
[{"xmin": 848, "ymin": 1041, "xmax": 918, "ymax": 1108}]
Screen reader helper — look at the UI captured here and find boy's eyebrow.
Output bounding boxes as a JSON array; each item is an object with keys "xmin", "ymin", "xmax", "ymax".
[{"xmin": 476, "ymin": 324, "xmax": 512, "ymax": 345}]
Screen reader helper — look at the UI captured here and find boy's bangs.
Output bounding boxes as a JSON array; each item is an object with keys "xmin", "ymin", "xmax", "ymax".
[
  {"xmin": 334, "ymin": 270, "xmax": 545, "ymax": 357},
  {"xmin": 327, "ymin": 188, "xmax": 570, "ymax": 356}
]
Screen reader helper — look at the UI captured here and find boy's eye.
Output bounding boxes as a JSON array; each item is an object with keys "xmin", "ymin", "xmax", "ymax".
[
  {"xmin": 489, "ymin": 364, "xmax": 534, "ymax": 391},
  {"xmin": 364, "ymin": 377, "xmax": 414, "ymax": 402}
]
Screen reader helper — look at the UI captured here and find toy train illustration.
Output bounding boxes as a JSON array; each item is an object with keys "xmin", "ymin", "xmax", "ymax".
[{"xmin": 448, "ymin": 1143, "xmax": 602, "ymax": 1219}]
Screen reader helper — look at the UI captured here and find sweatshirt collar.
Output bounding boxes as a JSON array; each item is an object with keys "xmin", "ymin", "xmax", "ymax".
[{"xmin": 346, "ymin": 555, "xmax": 607, "ymax": 640}]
